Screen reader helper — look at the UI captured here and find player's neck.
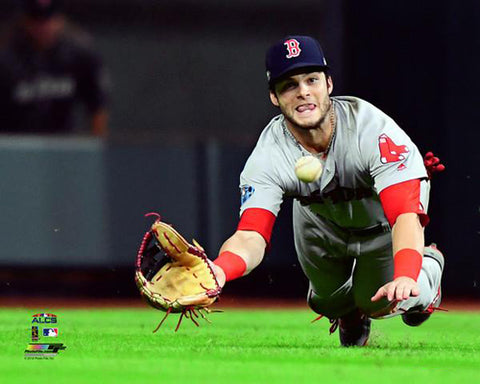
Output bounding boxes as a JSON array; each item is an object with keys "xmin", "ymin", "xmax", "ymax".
[{"xmin": 286, "ymin": 104, "xmax": 336, "ymax": 155}]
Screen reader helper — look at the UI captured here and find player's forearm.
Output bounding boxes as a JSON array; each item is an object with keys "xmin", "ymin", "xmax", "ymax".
[
  {"xmin": 391, "ymin": 212, "xmax": 424, "ymax": 280},
  {"xmin": 213, "ymin": 230, "xmax": 267, "ymax": 286},
  {"xmin": 391, "ymin": 213, "xmax": 424, "ymax": 254},
  {"xmin": 371, "ymin": 212, "xmax": 424, "ymax": 303},
  {"xmin": 219, "ymin": 230, "xmax": 266, "ymax": 272}
]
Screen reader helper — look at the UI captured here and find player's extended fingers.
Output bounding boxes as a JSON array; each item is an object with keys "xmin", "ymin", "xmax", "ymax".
[
  {"xmin": 402, "ymin": 286, "xmax": 412, "ymax": 301},
  {"xmin": 402, "ymin": 283, "xmax": 413, "ymax": 300},
  {"xmin": 371, "ymin": 286, "xmax": 387, "ymax": 302},
  {"xmin": 395, "ymin": 281, "xmax": 420, "ymax": 300},
  {"xmin": 386, "ymin": 284, "xmax": 397, "ymax": 301},
  {"xmin": 410, "ymin": 285, "xmax": 420, "ymax": 297},
  {"xmin": 394, "ymin": 284, "xmax": 405, "ymax": 301},
  {"xmin": 435, "ymin": 164, "xmax": 446, "ymax": 172}
]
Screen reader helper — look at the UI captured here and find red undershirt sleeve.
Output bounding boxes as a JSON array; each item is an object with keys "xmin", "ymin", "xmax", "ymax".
[
  {"xmin": 237, "ymin": 208, "xmax": 276, "ymax": 245},
  {"xmin": 379, "ymin": 179, "xmax": 429, "ymax": 227}
]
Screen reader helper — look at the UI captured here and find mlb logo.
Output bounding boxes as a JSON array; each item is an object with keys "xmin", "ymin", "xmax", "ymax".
[{"xmin": 43, "ymin": 328, "xmax": 58, "ymax": 337}]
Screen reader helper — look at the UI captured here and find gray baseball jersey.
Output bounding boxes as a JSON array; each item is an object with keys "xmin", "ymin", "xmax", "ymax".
[
  {"xmin": 239, "ymin": 96, "xmax": 435, "ymax": 319},
  {"xmin": 239, "ymin": 96, "xmax": 428, "ymax": 229}
]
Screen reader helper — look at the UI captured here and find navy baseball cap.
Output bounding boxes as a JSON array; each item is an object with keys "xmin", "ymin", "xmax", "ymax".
[
  {"xmin": 22, "ymin": 0, "xmax": 63, "ymax": 19},
  {"xmin": 265, "ymin": 35, "xmax": 329, "ymax": 86}
]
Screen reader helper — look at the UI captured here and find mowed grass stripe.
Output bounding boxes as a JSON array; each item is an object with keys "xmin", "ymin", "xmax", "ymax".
[{"xmin": 0, "ymin": 308, "xmax": 479, "ymax": 383}]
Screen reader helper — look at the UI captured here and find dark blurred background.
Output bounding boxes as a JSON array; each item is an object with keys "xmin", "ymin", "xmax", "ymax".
[{"xmin": 0, "ymin": 0, "xmax": 478, "ymax": 302}]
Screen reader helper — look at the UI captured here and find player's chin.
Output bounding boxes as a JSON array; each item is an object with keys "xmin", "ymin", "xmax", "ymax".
[{"xmin": 293, "ymin": 115, "xmax": 322, "ymax": 130}]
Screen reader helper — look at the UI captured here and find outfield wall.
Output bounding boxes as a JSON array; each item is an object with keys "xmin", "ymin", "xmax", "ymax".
[
  {"xmin": 0, "ymin": 135, "xmax": 478, "ymax": 300},
  {"xmin": 0, "ymin": 136, "xmax": 297, "ymax": 269}
]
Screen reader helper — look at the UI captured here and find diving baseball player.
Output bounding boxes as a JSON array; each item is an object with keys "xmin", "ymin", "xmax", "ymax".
[{"xmin": 211, "ymin": 35, "xmax": 444, "ymax": 346}]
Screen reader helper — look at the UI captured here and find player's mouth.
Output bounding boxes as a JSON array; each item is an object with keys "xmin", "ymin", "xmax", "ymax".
[{"xmin": 296, "ymin": 103, "xmax": 316, "ymax": 114}]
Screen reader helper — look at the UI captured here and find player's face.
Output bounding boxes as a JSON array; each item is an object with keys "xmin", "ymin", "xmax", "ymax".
[{"xmin": 270, "ymin": 71, "xmax": 333, "ymax": 131}]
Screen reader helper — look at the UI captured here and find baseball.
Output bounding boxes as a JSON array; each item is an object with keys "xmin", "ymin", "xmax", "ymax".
[{"xmin": 294, "ymin": 156, "xmax": 323, "ymax": 183}]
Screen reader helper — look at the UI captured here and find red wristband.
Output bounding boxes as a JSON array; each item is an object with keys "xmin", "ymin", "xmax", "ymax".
[
  {"xmin": 214, "ymin": 251, "xmax": 247, "ymax": 282},
  {"xmin": 393, "ymin": 248, "xmax": 422, "ymax": 281}
]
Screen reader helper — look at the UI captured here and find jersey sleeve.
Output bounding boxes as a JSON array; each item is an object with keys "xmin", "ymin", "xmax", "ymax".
[
  {"xmin": 239, "ymin": 148, "xmax": 285, "ymax": 218},
  {"xmin": 360, "ymin": 115, "xmax": 428, "ymax": 194}
]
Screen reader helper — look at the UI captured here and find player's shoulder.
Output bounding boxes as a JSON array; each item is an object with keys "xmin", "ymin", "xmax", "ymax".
[
  {"xmin": 333, "ymin": 96, "xmax": 393, "ymax": 123},
  {"xmin": 334, "ymin": 95, "xmax": 401, "ymax": 136}
]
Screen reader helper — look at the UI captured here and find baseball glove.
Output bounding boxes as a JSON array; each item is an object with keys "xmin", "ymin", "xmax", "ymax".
[{"xmin": 135, "ymin": 214, "xmax": 221, "ymax": 332}]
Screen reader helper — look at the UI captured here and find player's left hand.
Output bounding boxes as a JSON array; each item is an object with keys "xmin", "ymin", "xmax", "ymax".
[
  {"xmin": 135, "ymin": 214, "xmax": 222, "ymax": 332},
  {"xmin": 371, "ymin": 276, "xmax": 420, "ymax": 302}
]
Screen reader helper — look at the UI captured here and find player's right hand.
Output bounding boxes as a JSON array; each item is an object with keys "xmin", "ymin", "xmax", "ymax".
[{"xmin": 371, "ymin": 276, "xmax": 420, "ymax": 302}]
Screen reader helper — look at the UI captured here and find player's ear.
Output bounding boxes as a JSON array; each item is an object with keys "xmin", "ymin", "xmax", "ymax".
[
  {"xmin": 269, "ymin": 90, "xmax": 280, "ymax": 107},
  {"xmin": 326, "ymin": 75, "xmax": 333, "ymax": 95}
]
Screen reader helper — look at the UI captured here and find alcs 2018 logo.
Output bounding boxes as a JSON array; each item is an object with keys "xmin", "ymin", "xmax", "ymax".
[
  {"xmin": 25, "ymin": 313, "xmax": 66, "ymax": 359},
  {"xmin": 32, "ymin": 313, "xmax": 57, "ymax": 324}
]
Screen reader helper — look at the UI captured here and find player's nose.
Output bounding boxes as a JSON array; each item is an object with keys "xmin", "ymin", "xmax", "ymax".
[{"xmin": 297, "ymin": 82, "xmax": 310, "ymax": 98}]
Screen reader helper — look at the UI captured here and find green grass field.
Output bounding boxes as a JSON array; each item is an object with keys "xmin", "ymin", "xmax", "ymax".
[{"xmin": 1, "ymin": 307, "xmax": 479, "ymax": 383}]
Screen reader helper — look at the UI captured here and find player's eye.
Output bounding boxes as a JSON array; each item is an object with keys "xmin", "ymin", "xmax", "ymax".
[
  {"xmin": 307, "ymin": 77, "xmax": 319, "ymax": 84},
  {"xmin": 282, "ymin": 81, "xmax": 297, "ymax": 91}
]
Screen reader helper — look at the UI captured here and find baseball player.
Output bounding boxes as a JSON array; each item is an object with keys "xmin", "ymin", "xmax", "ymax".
[
  {"xmin": 0, "ymin": 0, "xmax": 109, "ymax": 135},
  {"xmin": 211, "ymin": 35, "xmax": 445, "ymax": 346}
]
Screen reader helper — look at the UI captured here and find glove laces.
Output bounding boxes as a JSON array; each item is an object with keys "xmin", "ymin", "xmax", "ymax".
[{"xmin": 153, "ymin": 306, "xmax": 223, "ymax": 333}]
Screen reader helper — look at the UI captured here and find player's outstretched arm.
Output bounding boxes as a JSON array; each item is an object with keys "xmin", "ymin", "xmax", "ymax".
[
  {"xmin": 371, "ymin": 152, "xmax": 445, "ymax": 303},
  {"xmin": 371, "ymin": 212, "xmax": 424, "ymax": 303},
  {"xmin": 213, "ymin": 230, "xmax": 267, "ymax": 287}
]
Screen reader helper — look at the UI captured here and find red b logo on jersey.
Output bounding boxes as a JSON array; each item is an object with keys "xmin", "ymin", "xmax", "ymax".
[
  {"xmin": 284, "ymin": 39, "xmax": 302, "ymax": 58},
  {"xmin": 378, "ymin": 134, "xmax": 409, "ymax": 164}
]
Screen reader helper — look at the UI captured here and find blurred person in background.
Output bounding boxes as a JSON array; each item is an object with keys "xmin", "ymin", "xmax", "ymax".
[{"xmin": 0, "ymin": 0, "xmax": 109, "ymax": 136}]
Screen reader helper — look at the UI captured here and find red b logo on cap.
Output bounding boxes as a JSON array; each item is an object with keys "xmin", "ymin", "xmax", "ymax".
[{"xmin": 284, "ymin": 39, "xmax": 301, "ymax": 58}]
